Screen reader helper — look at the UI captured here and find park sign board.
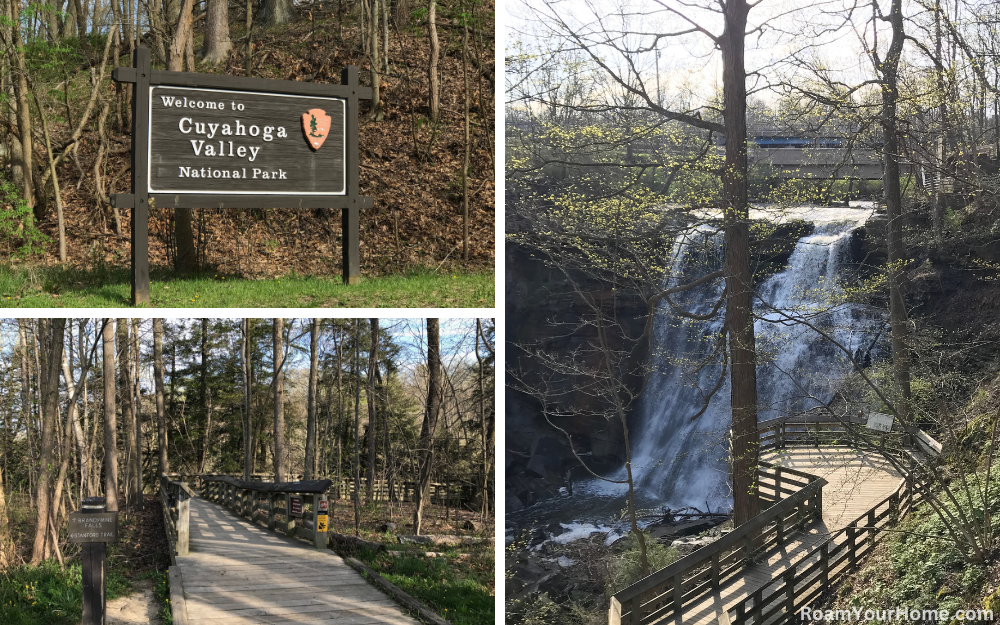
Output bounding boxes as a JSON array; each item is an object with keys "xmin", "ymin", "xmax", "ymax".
[
  {"xmin": 866, "ymin": 412, "xmax": 894, "ymax": 433},
  {"xmin": 111, "ymin": 47, "xmax": 373, "ymax": 305},
  {"xmin": 68, "ymin": 511, "xmax": 119, "ymax": 543}
]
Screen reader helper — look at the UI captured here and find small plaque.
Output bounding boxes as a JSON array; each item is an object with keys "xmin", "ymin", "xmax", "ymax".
[
  {"xmin": 317, "ymin": 513, "xmax": 328, "ymax": 532},
  {"xmin": 319, "ymin": 499, "xmax": 328, "ymax": 512},
  {"xmin": 290, "ymin": 496, "xmax": 303, "ymax": 517},
  {"xmin": 68, "ymin": 512, "xmax": 119, "ymax": 543},
  {"xmin": 866, "ymin": 412, "xmax": 894, "ymax": 433}
]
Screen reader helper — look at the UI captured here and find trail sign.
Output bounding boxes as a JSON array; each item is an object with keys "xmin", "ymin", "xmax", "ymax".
[
  {"xmin": 290, "ymin": 496, "xmax": 303, "ymax": 517},
  {"xmin": 866, "ymin": 412, "xmax": 894, "ymax": 433},
  {"xmin": 111, "ymin": 47, "xmax": 373, "ymax": 305},
  {"xmin": 68, "ymin": 512, "xmax": 119, "ymax": 543}
]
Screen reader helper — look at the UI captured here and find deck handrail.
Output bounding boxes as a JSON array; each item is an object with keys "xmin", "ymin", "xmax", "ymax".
[
  {"xmin": 608, "ymin": 466, "xmax": 825, "ymax": 625},
  {"xmin": 608, "ymin": 414, "xmax": 942, "ymax": 625},
  {"xmin": 160, "ymin": 477, "xmax": 195, "ymax": 559}
]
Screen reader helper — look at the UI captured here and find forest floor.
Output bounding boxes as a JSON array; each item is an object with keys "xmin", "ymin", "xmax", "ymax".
[
  {"xmin": 3, "ymin": 1, "xmax": 495, "ymax": 307},
  {"xmin": 0, "ymin": 493, "xmax": 171, "ymax": 624},
  {"xmin": 327, "ymin": 500, "xmax": 494, "ymax": 625},
  {"xmin": 0, "ymin": 264, "xmax": 494, "ymax": 308}
]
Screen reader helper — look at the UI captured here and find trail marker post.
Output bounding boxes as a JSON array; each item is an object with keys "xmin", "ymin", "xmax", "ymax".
[
  {"xmin": 112, "ymin": 46, "xmax": 374, "ymax": 305},
  {"xmin": 69, "ymin": 497, "xmax": 118, "ymax": 625}
]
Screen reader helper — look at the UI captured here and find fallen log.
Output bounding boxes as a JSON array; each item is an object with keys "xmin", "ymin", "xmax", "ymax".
[
  {"xmin": 397, "ymin": 534, "xmax": 490, "ymax": 546},
  {"xmin": 328, "ymin": 531, "xmax": 386, "ymax": 552}
]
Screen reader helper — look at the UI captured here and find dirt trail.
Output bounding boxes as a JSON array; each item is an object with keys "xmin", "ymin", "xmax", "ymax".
[{"xmin": 104, "ymin": 578, "xmax": 163, "ymax": 624}]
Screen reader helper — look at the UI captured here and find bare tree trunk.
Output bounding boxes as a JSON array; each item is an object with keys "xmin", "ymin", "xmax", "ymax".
[
  {"xmin": 352, "ymin": 320, "xmax": 362, "ymax": 535},
  {"xmin": 262, "ymin": 0, "xmax": 293, "ymax": 26},
  {"xmin": 0, "ymin": 463, "xmax": 10, "ymax": 566},
  {"xmin": 169, "ymin": 0, "xmax": 198, "ymax": 271},
  {"xmin": 242, "ymin": 319, "xmax": 253, "ymax": 481},
  {"xmin": 73, "ymin": 320, "xmax": 92, "ymax": 500},
  {"xmin": 118, "ymin": 319, "xmax": 139, "ymax": 511},
  {"xmin": 103, "ymin": 319, "xmax": 120, "ymax": 512},
  {"xmin": 12, "ymin": 0, "xmax": 35, "ymax": 213},
  {"xmin": 132, "ymin": 319, "xmax": 143, "ymax": 506},
  {"xmin": 273, "ymin": 319, "xmax": 287, "ymax": 482},
  {"xmin": 720, "ymin": 0, "xmax": 759, "ymax": 528},
  {"xmin": 202, "ymin": 0, "xmax": 232, "ymax": 64},
  {"xmin": 461, "ymin": 21, "xmax": 470, "ymax": 261},
  {"xmin": 427, "ymin": 0, "xmax": 439, "ymax": 122},
  {"xmin": 198, "ymin": 318, "xmax": 210, "ymax": 473},
  {"xmin": 475, "ymin": 319, "xmax": 490, "ymax": 519},
  {"xmin": 369, "ymin": 0, "xmax": 381, "ymax": 121},
  {"xmin": 31, "ymin": 319, "xmax": 64, "ymax": 564},
  {"xmin": 880, "ymin": 0, "xmax": 912, "ymax": 423},
  {"xmin": 413, "ymin": 319, "xmax": 442, "ymax": 536},
  {"xmin": 335, "ymin": 327, "xmax": 344, "ymax": 487},
  {"xmin": 153, "ymin": 319, "xmax": 170, "ymax": 477},
  {"xmin": 365, "ymin": 319, "xmax": 379, "ymax": 502},
  {"xmin": 305, "ymin": 319, "xmax": 319, "ymax": 480}
]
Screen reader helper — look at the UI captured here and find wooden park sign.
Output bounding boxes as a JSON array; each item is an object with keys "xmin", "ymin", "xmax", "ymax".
[
  {"xmin": 111, "ymin": 46, "xmax": 373, "ymax": 305},
  {"xmin": 68, "ymin": 511, "xmax": 119, "ymax": 543}
]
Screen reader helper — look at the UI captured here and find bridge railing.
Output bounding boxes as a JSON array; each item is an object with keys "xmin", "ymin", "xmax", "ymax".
[
  {"xmin": 726, "ymin": 475, "xmax": 920, "ymax": 625},
  {"xmin": 200, "ymin": 475, "xmax": 331, "ymax": 550},
  {"xmin": 608, "ymin": 465, "xmax": 826, "ymax": 625},
  {"xmin": 160, "ymin": 477, "xmax": 196, "ymax": 560}
]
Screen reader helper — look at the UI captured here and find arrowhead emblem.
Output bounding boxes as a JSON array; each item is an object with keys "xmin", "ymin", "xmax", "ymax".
[{"xmin": 302, "ymin": 108, "xmax": 332, "ymax": 150}]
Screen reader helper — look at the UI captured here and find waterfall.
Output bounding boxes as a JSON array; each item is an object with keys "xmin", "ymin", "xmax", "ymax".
[{"xmin": 623, "ymin": 209, "xmax": 883, "ymax": 512}]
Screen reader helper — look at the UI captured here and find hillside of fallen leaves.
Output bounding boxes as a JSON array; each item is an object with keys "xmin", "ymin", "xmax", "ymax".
[{"xmin": 15, "ymin": 2, "xmax": 494, "ymax": 278}]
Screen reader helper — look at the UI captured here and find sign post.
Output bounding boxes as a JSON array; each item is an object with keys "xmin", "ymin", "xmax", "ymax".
[
  {"xmin": 69, "ymin": 497, "xmax": 119, "ymax": 625},
  {"xmin": 314, "ymin": 495, "xmax": 329, "ymax": 549},
  {"xmin": 111, "ymin": 47, "xmax": 374, "ymax": 305}
]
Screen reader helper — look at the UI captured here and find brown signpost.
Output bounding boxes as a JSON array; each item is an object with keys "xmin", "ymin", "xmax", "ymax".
[
  {"xmin": 111, "ymin": 46, "xmax": 373, "ymax": 305},
  {"xmin": 70, "ymin": 497, "xmax": 118, "ymax": 625}
]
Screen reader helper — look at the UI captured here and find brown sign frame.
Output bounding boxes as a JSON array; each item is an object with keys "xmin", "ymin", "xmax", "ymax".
[
  {"xmin": 111, "ymin": 47, "xmax": 373, "ymax": 305},
  {"xmin": 68, "ymin": 511, "xmax": 119, "ymax": 543}
]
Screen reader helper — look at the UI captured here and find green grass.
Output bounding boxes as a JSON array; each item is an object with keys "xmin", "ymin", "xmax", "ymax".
[
  {"xmin": 0, "ymin": 559, "xmax": 132, "ymax": 625},
  {"xmin": 355, "ymin": 547, "xmax": 494, "ymax": 625},
  {"xmin": 0, "ymin": 265, "xmax": 494, "ymax": 308}
]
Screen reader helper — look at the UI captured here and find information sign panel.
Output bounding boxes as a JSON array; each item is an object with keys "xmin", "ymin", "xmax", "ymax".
[
  {"xmin": 866, "ymin": 412, "xmax": 894, "ymax": 433},
  {"xmin": 68, "ymin": 512, "xmax": 119, "ymax": 543},
  {"xmin": 290, "ymin": 496, "xmax": 303, "ymax": 517}
]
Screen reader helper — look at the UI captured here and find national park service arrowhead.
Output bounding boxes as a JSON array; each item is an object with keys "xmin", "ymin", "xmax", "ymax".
[{"xmin": 302, "ymin": 108, "xmax": 331, "ymax": 150}]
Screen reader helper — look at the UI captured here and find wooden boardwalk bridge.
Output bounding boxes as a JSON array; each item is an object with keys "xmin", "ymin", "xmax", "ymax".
[
  {"xmin": 609, "ymin": 414, "xmax": 943, "ymax": 625},
  {"xmin": 160, "ymin": 476, "xmax": 423, "ymax": 625}
]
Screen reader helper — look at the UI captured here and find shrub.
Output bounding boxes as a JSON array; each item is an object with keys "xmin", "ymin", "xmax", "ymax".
[{"xmin": 604, "ymin": 532, "xmax": 679, "ymax": 596}]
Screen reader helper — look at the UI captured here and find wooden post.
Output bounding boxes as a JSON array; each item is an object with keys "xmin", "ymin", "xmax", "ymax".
[
  {"xmin": 848, "ymin": 524, "xmax": 858, "ymax": 567},
  {"xmin": 268, "ymin": 494, "xmax": 276, "ymax": 530},
  {"xmin": 177, "ymin": 494, "xmax": 190, "ymax": 556},
  {"xmin": 711, "ymin": 552, "xmax": 720, "ymax": 589},
  {"xmin": 341, "ymin": 65, "xmax": 361, "ymax": 285},
  {"xmin": 285, "ymin": 493, "xmax": 295, "ymax": 537},
  {"xmin": 673, "ymin": 573, "xmax": 683, "ymax": 617},
  {"xmin": 80, "ymin": 498, "xmax": 108, "ymax": 625},
  {"xmin": 820, "ymin": 541, "xmax": 829, "ymax": 589},
  {"xmin": 130, "ymin": 47, "xmax": 151, "ymax": 305},
  {"xmin": 784, "ymin": 568, "xmax": 795, "ymax": 618}
]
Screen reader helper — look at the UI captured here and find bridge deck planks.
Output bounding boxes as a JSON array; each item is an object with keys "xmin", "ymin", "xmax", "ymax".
[
  {"xmin": 174, "ymin": 497, "xmax": 420, "ymax": 625},
  {"xmin": 676, "ymin": 447, "xmax": 902, "ymax": 625}
]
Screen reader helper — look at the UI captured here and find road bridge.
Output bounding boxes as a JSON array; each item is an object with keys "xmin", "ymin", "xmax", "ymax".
[{"xmin": 609, "ymin": 414, "xmax": 943, "ymax": 625}]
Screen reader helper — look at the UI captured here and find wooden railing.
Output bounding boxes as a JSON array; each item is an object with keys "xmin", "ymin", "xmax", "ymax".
[
  {"xmin": 160, "ymin": 477, "xmax": 195, "ymax": 560},
  {"xmin": 726, "ymin": 476, "xmax": 920, "ymax": 625},
  {"xmin": 607, "ymin": 413, "xmax": 942, "ymax": 625},
  {"xmin": 608, "ymin": 464, "xmax": 826, "ymax": 625},
  {"xmin": 163, "ymin": 472, "xmax": 473, "ymax": 507},
  {"xmin": 200, "ymin": 475, "xmax": 331, "ymax": 549}
]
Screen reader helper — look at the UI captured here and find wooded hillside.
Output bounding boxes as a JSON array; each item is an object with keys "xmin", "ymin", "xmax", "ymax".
[{"xmin": 0, "ymin": 0, "xmax": 494, "ymax": 277}]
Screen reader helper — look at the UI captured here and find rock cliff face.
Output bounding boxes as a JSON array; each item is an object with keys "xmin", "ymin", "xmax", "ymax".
[
  {"xmin": 505, "ymin": 219, "xmax": 825, "ymax": 511},
  {"xmin": 505, "ymin": 242, "xmax": 647, "ymax": 511}
]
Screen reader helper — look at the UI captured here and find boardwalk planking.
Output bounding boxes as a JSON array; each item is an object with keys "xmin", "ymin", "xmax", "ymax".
[
  {"xmin": 174, "ymin": 497, "xmax": 421, "ymax": 625},
  {"xmin": 677, "ymin": 447, "xmax": 903, "ymax": 625}
]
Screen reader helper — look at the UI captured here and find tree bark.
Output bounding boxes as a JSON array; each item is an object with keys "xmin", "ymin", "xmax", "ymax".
[
  {"xmin": 413, "ymin": 319, "xmax": 442, "ymax": 535},
  {"xmin": 273, "ymin": 318, "xmax": 287, "ymax": 482},
  {"xmin": 202, "ymin": 0, "xmax": 232, "ymax": 65},
  {"xmin": 880, "ymin": 0, "xmax": 912, "ymax": 423},
  {"xmin": 365, "ymin": 319, "xmax": 379, "ymax": 502},
  {"xmin": 369, "ymin": 0, "xmax": 381, "ymax": 121},
  {"xmin": 30, "ymin": 319, "xmax": 64, "ymax": 564},
  {"xmin": 720, "ymin": 0, "xmax": 759, "ymax": 528},
  {"xmin": 305, "ymin": 319, "xmax": 319, "ymax": 480},
  {"xmin": 262, "ymin": 0, "xmax": 293, "ymax": 26},
  {"xmin": 169, "ymin": 0, "xmax": 198, "ymax": 272},
  {"xmin": 153, "ymin": 319, "xmax": 170, "ymax": 477},
  {"xmin": 198, "ymin": 318, "xmax": 210, "ymax": 473},
  {"xmin": 352, "ymin": 320, "xmax": 362, "ymax": 535},
  {"xmin": 118, "ymin": 319, "xmax": 139, "ymax": 511},
  {"xmin": 12, "ymin": 0, "xmax": 35, "ymax": 213},
  {"xmin": 242, "ymin": 319, "xmax": 253, "ymax": 481},
  {"xmin": 427, "ymin": 0, "xmax": 439, "ymax": 122},
  {"xmin": 132, "ymin": 319, "xmax": 143, "ymax": 508},
  {"xmin": 103, "ymin": 319, "xmax": 120, "ymax": 512}
]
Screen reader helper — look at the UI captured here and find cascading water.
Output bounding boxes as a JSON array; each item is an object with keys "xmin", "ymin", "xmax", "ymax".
[{"xmin": 622, "ymin": 206, "xmax": 885, "ymax": 511}]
